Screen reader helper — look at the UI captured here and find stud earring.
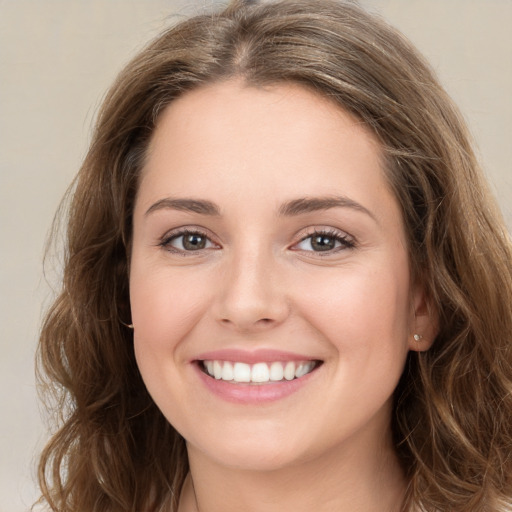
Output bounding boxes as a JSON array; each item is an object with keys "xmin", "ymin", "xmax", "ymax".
[{"xmin": 413, "ymin": 334, "xmax": 423, "ymax": 341}]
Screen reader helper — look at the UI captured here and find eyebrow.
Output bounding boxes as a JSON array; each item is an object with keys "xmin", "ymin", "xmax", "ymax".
[
  {"xmin": 145, "ymin": 198, "xmax": 221, "ymax": 216},
  {"xmin": 278, "ymin": 196, "xmax": 376, "ymax": 221},
  {"xmin": 145, "ymin": 195, "xmax": 376, "ymax": 221}
]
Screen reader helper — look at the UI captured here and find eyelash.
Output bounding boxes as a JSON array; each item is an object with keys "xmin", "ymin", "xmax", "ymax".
[
  {"xmin": 159, "ymin": 229, "xmax": 217, "ymax": 254},
  {"xmin": 293, "ymin": 228, "xmax": 356, "ymax": 255},
  {"xmin": 159, "ymin": 228, "xmax": 356, "ymax": 255}
]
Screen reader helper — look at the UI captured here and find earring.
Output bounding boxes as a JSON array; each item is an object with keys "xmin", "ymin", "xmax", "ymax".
[
  {"xmin": 120, "ymin": 320, "xmax": 134, "ymax": 329},
  {"xmin": 413, "ymin": 334, "xmax": 423, "ymax": 341}
]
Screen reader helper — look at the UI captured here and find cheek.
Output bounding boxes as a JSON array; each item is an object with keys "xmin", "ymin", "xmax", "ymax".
[
  {"xmin": 129, "ymin": 264, "xmax": 214, "ymax": 426},
  {"xmin": 292, "ymin": 258, "xmax": 412, "ymax": 370},
  {"xmin": 129, "ymin": 262, "xmax": 211, "ymax": 365},
  {"xmin": 294, "ymin": 261, "xmax": 411, "ymax": 414}
]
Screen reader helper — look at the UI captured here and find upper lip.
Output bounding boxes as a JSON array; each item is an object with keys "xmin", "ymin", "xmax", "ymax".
[{"xmin": 193, "ymin": 348, "xmax": 320, "ymax": 364}]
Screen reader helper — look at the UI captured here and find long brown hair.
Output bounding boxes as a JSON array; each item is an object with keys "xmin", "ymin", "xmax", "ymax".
[{"xmin": 37, "ymin": 1, "xmax": 512, "ymax": 510}]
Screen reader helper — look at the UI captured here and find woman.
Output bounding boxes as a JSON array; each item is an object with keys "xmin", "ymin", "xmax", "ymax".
[{"xmin": 37, "ymin": 1, "xmax": 512, "ymax": 511}]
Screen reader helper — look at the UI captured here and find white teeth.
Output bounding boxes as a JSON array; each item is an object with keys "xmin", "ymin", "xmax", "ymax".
[
  {"xmin": 213, "ymin": 360, "xmax": 223, "ymax": 380},
  {"xmin": 284, "ymin": 361, "xmax": 295, "ymax": 381},
  {"xmin": 269, "ymin": 361, "xmax": 284, "ymax": 381},
  {"xmin": 233, "ymin": 362, "xmax": 251, "ymax": 382},
  {"xmin": 202, "ymin": 359, "xmax": 317, "ymax": 383},
  {"xmin": 251, "ymin": 363, "xmax": 270, "ymax": 383},
  {"xmin": 295, "ymin": 362, "xmax": 313, "ymax": 378},
  {"xmin": 222, "ymin": 361, "xmax": 234, "ymax": 381}
]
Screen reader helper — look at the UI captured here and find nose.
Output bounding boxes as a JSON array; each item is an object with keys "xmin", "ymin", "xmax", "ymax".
[{"xmin": 214, "ymin": 246, "xmax": 290, "ymax": 332}]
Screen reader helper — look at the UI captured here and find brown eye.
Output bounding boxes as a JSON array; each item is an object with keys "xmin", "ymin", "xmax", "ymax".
[
  {"xmin": 294, "ymin": 230, "xmax": 355, "ymax": 253},
  {"xmin": 182, "ymin": 233, "xmax": 207, "ymax": 250},
  {"xmin": 310, "ymin": 235, "xmax": 337, "ymax": 251},
  {"xmin": 163, "ymin": 230, "xmax": 215, "ymax": 252}
]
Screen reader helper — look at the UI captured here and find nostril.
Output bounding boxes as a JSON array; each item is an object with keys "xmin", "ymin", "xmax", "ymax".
[
  {"xmin": 221, "ymin": 317, "xmax": 272, "ymax": 323},
  {"xmin": 219, "ymin": 316, "xmax": 275, "ymax": 329}
]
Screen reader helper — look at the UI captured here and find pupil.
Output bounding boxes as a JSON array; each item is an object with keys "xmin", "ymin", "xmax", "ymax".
[
  {"xmin": 312, "ymin": 235, "xmax": 335, "ymax": 251},
  {"xmin": 183, "ymin": 234, "xmax": 206, "ymax": 250}
]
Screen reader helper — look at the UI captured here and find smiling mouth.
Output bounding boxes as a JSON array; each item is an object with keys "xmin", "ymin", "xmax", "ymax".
[{"xmin": 199, "ymin": 360, "xmax": 321, "ymax": 384}]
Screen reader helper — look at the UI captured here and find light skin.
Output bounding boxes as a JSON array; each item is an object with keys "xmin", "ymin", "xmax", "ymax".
[{"xmin": 129, "ymin": 81, "xmax": 436, "ymax": 512}]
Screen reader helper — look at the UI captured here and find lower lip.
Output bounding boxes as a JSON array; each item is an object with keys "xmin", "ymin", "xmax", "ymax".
[{"xmin": 193, "ymin": 363, "xmax": 318, "ymax": 404}]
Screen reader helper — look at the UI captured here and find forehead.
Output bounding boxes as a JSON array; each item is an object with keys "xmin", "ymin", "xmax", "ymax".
[
  {"xmin": 137, "ymin": 80, "xmax": 396, "ymax": 223},
  {"xmin": 147, "ymin": 80, "xmax": 379, "ymax": 156}
]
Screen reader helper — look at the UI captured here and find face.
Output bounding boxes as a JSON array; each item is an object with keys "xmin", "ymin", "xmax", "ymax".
[{"xmin": 130, "ymin": 81, "xmax": 427, "ymax": 471}]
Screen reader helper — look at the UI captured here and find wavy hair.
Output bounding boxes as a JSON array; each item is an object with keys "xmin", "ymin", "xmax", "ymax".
[{"xmin": 37, "ymin": 1, "xmax": 512, "ymax": 510}]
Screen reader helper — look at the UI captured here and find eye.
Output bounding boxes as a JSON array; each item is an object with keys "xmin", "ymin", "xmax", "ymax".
[
  {"xmin": 293, "ymin": 230, "xmax": 355, "ymax": 253},
  {"xmin": 161, "ymin": 230, "xmax": 216, "ymax": 252}
]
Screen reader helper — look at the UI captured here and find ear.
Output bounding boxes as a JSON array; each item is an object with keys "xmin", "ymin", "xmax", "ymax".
[{"xmin": 408, "ymin": 283, "xmax": 438, "ymax": 352}]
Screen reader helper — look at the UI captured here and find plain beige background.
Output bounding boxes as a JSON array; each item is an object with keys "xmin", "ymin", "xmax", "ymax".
[{"xmin": 1, "ymin": 1, "xmax": 510, "ymax": 510}]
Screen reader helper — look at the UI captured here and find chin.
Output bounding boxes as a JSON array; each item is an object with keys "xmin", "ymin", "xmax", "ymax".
[{"xmin": 186, "ymin": 427, "xmax": 314, "ymax": 473}]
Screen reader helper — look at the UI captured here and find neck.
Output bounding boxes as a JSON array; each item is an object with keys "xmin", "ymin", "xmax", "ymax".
[{"xmin": 179, "ymin": 430, "xmax": 407, "ymax": 512}]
